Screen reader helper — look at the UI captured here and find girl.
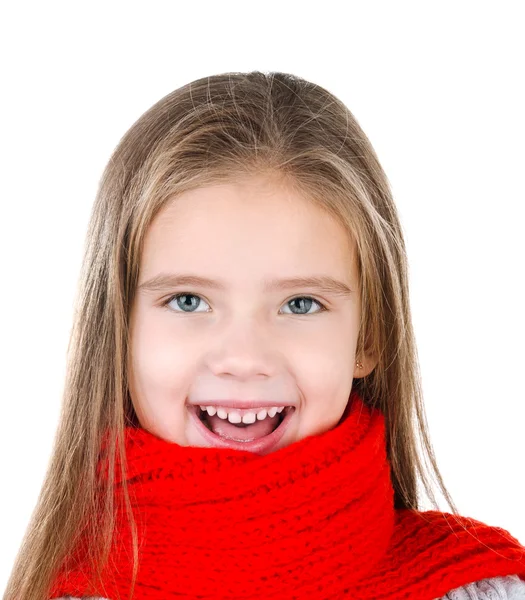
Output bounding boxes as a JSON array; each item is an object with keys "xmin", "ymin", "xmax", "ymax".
[{"xmin": 5, "ymin": 71, "xmax": 525, "ymax": 600}]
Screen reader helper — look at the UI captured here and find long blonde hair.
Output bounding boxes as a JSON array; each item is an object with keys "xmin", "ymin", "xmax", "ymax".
[{"xmin": 5, "ymin": 71, "xmax": 461, "ymax": 600}]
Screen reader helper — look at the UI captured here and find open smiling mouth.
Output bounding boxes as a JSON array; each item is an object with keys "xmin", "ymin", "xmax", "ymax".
[{"xmin": 187, "ymin": 405, "xmax": 296, "ymax": 454}]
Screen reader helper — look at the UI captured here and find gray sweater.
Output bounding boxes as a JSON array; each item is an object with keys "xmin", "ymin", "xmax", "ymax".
[{"xmin": 50, "ymin": 574, "xmax": 525, "ymax": 599}]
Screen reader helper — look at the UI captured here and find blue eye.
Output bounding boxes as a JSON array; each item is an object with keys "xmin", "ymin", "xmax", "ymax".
[
  {"xmin": 282, "ymin": 296, "xmax": 327, "ymax": 315},
  {"xmin": 162, "ymin": 293, "xmax": 327, "ymax": 315}
]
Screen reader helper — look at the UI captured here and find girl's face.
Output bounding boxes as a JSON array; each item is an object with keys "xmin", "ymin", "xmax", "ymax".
[{"xmin": 128, "ymin": 175, "xmax": 376, "ymax": 452}]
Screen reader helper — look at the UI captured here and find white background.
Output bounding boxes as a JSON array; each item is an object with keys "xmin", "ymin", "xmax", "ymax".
[{"xmin": 1, "ymin": 1, "xmax": 524, "ymax": 591}]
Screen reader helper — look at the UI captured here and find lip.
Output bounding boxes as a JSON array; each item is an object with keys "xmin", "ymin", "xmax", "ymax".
[
  {"xmin": 189, "ymin": 399, "xmax": 296, "ymax": 411},
  {"xmin": 187, "ymin": 404, "xmax": 296, "ymax": 455}
]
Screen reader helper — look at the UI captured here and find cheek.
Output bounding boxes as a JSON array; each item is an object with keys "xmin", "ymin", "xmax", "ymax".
[
  {"xmin": 295, "ymin": 345, "xmax": 354, "ymax": 412},
  {"xmin": 297, "ymin": 340, "xmax": 351, "ymax": 380},
  {"xmin": 130, "ymin": 319, "xmax": 192, "ymax": 389}
]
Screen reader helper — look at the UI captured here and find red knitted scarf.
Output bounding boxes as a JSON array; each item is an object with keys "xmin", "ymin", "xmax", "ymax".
[{"xmin": 48, "ymin": 389, "xmax": 525, "ymax": 600}]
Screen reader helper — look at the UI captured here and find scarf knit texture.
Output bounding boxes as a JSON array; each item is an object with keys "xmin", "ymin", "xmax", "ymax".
[{"xmin": 48, "ymin": 390, "xmax": 525, "ymax": 600}]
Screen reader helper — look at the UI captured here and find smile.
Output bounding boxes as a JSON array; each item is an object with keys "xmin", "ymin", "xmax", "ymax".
[{"xmin": 187, "ymin": 404, "xmax": 296, "ymax": 455}]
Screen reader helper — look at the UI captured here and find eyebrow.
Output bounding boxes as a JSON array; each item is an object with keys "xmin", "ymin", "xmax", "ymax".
[{"xmin": 138, "ymin": 273, "xmax": 354, "ymax": 298}]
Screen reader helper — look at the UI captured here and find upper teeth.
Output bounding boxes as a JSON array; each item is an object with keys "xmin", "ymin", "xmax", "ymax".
[{"xmin": 199, "ymin": 405, "xmax": 286, "ymax": 424}]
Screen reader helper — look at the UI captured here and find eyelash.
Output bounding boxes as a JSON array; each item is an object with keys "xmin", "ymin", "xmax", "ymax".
[{"xmin": 160, "ymin": 292, "xmax": 328, "ymax": 315}]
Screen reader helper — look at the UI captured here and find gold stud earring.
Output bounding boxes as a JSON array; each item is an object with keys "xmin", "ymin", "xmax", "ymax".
[{"xmin": 356, "ymin": 360, "xmax": 363, "ymax": 369}]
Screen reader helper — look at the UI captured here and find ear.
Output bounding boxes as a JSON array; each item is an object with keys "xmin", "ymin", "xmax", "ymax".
[{"xmin": 353, "ymin": 351, "xmax": 378, "ymax": 378}]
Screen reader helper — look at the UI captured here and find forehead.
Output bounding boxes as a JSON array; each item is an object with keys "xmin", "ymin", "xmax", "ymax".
[{"xmin": 140, "ymin": 177, "xmax": 357, "ymax": 284}]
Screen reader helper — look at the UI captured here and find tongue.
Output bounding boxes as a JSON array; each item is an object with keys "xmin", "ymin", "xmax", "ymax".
[{"xmin": 207, "ymin": 413, "xmax": 280, "ymax": 441}]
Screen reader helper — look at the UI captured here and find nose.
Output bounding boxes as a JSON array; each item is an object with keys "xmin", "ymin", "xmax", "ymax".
[{"xmin": 206, "ymin": 318, "xmax": 279, "ymax": 381}]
